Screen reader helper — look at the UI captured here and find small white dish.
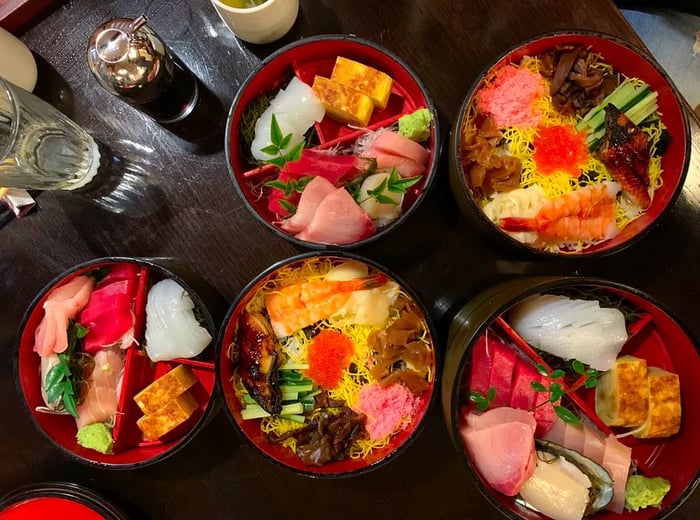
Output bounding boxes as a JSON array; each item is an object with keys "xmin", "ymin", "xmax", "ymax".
[{"xmin": 210, "ymin": 0, "xmax": 299, "ymax": 45}]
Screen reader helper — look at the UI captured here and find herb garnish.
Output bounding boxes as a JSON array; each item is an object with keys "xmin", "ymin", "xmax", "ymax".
[
  {"xmin": 468, "ymin": 386, "xmax": 496, "ymax": 411},
  {"xmin": 357, "ymin": 168, "xmax": 423, "ymax": 205},
  {"xmin": 44, "ymin": 321, "xmax": 90, "ymax": 418},
  {"xmin": 530, "ymin": 360, "xmax": 600, "ymax": 426},
  {"xmin": 260, "ymin": 114, "xmax": 304, "ymax": 169}
]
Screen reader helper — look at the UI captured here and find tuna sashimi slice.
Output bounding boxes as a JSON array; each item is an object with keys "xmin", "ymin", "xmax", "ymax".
[
  {"xmin": 509, "ymin": 359, "xmax": 541, "ymax": 410},
  {"xmin": 466, "ymin": 406, "xmax": 536, "ymax": 433},
  {"xmin": 285, "ymin": 149, "xmax": 366, "ymax": 184},
  {"xmin": 582, "ymin": 424, "xmax": 607, "ymax": 465},
  {"xmin": 469, "ymin": 335, "xmax": 492, "ymax": 396},
  {"xmin": 79, "ymin": 279, "xmax": 137, "ymax": 355},
  {"xmin": 295, "ymin": 188, "xmax": 375, "ymax": 245},
  {"xmin": 462, "ymin": 421, "xmax": 536, "ymax": 496},
  {"xmin": 364, "ymin": 148, "xmax": 425, "ymax": 178},
  {"xmin": 488, "ymin": 341, "xmax": 517, "ymax": 407},
  {"xmin": 602, "ymin": 435, "xmax": 632, "ymax": 513},
  {"xmin": 532, "ymin": 374, "xmax": 559, "ymax": 437},
  {"xmin": 280, "ymin": 176, "xmax": 336, "ymax": 233},
  {"xmin": 34, "ymin": 275, "xmax": 95, "ymax": 357},
  {"xmin": 98, "ymin": 263, "xmax": 139, "ymax": 286},
  {"xmin": 268, "ymin": 169, "xmax": 301, "ymax": 217},
  {"xmin": 371, "ymin": 130, "xmax": 430, "ymax": 165}
]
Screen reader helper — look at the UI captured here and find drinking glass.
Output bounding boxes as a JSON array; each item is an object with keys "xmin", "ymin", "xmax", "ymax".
[{"xmin": 0, "ymin": 77, "xmax": 100, "ymax": 190}]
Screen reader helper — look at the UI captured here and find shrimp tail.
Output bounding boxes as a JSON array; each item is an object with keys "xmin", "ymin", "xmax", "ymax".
[
  {"xmin": 359, "ymin": 273, "xmax": 389, "ymax": 290},
  {"xmin": 499, "ymin": 217, "xmax": 537, "ymax": 232}
]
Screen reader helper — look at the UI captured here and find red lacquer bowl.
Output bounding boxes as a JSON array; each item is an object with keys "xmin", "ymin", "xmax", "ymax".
[
  {"xmin": 442, "ymin": 277, "xmax": 700, "ymax": 520},
  {"xmin": 216, "ymin": 252, "xmax": 439, "ymax": 477},
  {"xmin": 225, "ymin": 35, "xmax": 441, "ymax": 249},
  {"xmin": 448, "ymin": 31, "xmax": 690, "ymax": 258},
  {"xmin": 15, "ymin": 258, "xmax": 222, "ymax": 469}
]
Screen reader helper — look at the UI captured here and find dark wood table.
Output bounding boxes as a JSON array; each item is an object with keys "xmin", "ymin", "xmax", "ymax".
[{"xmin": 1, "ymin": 0, "xmax": 698, "ymax": 518}]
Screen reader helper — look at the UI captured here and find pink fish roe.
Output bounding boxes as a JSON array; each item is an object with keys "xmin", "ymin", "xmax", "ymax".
[
  {"xmin": 475, "ymin": 65, "xmax": 546, "ymax": 129},
  {"xmin": 353, "ymin": 382, "xmax": 419, "ymax": 441}
]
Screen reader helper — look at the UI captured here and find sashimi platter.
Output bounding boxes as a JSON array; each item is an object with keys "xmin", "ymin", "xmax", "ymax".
[
  {"xmin": 445, "ymin": 279, "xmax": 699, "ymax": 520},
  {"xmin": 16, "ymin": 259, "xmax": 218, "ymax": 467},
  {"xmin": 225, "ymin": 35, "xmax": 439, "ymax": 247},
  {"xmin": 217, "ymin": 254, "xmax": 437, "ymax": 476}
]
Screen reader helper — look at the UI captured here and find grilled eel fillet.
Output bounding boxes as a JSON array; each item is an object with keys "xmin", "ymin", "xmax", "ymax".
[
  {"xmin": 236, "ymin": 310, "xmax": 282, "ymax": 414},
  {"xmin": 598, "ymin": 104, "xmax": 651, "ymax": 209}
]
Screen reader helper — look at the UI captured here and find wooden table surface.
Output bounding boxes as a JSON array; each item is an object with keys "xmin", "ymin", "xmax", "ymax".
[{"xmin": 1, "ymin": 0, "xmax": 698, "ymax": 518}]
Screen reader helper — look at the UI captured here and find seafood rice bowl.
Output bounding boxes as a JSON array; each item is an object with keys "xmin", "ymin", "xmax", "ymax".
[
  {"xmin": 226, "ymin": 35, "xmax": 440, "ymax": 249},
  {"xmin": 217, "ymin": 252, "xmax": 438, "ymax": 477},
  {"xmin": 15, "ymin": 258, "xmax": 220, "ymax": 468},
  {"xmin": 442, "ymin": 277, "xmax": 700, "ymax": 520},
  {"xmin": 448, "ymin": 31, "xmax": 689, "ymax": 257}
]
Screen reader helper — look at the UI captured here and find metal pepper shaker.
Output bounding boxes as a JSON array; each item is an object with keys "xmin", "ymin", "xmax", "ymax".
[{"xmin": 87, "ymin": 15, "xmax": 199, "ymax": 124}]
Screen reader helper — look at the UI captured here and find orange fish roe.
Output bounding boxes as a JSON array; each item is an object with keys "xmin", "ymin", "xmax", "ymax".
[
  {"xmin": 532, "ymin": 125, "xmax": 589, "ymax": 177},
  {"xmin": 306, "ymin": 330, "xmax": 355, "ymax": 389},
  {"xmin": 353, "ymin": 382, "xmax": 419, "ymax": 441},
  {"xmin": 475, "ymin": 65, "xmax": 546, "ymax": 128}
]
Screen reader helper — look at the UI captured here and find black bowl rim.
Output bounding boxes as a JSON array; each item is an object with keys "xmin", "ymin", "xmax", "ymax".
[
  {"xmin": 442, "ymin": 275, "xmax": 700, "ymax": 520},
  {"xmin": 224, "ymin": 33, "xmax": 442, "ymax": 251},
  {"xmin": 0, "ymin": 482, "xmax": 128, "ymax": 519},
  {"xmin": 449, "ymin": 29, "xmax": 692, "ymax": 260},
  {"xmin": 215, "ymin": 250, "xmax": 442, "ymax": 478},
  {"xmin": 13, "ymin": 256, "xmax": 220, "ymax": 470}
]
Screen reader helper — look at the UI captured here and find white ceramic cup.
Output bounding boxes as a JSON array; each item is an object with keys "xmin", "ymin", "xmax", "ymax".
[
  {"xmin": 210, "ymin": 0, "xmax": 299, "ymax": 45},
  {"xmin": 0, "ymin": 27, "xmax": 38, "ymax": 92}
]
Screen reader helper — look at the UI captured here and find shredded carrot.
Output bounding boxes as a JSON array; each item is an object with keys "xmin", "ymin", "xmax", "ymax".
[
  {"xmin": 532, "ymin": 125, "xmax": 589, "ymax": 177},
  {"xmin": 306, "ymin": 330, "xmax": 355, "ymax": 389}
]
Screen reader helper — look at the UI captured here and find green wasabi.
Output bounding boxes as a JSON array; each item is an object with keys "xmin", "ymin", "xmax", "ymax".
[
  {"xmin": 76, "ymin": 422, "xmax": 113, "ymax": 454},
  {"xmin": 625, "ymin": 475, "xmax": 671, "ymax": 512},
  {"xmin": 398, "ymin": 108, "xmax": 432, "ymax": 142}
]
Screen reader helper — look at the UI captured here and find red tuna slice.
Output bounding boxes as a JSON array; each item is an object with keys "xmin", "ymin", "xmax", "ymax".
[
  {"xmin": 295, "ymin": 187, "xmax": 375, "ymax": 245},
  {"xmin": 267, "ymin": 169, "xmax": 301, "ymax": 217},
  {"xmin": 532, "ymin": 374, "xmax": 559, "ymax": 437},
  {"xmin": 462, "ymin": 421, "xmax": 536, "ymax": 496},
  {"xmin": 602, "ymin": 435, "xmax": 632, "ymax": 513},
  {"xmin": 542, "ymin": 416, "xmax": 567, "ymax": 445},
  {"xmin": 509, "ymin": 359, "xmax": 541, "ymax": 411},
  {"xmin": 563, "ymin": 422, "xmax": 586, "ymax": 453},
  {"xmin": 469, "ymin": 335, "xmax": 492, "ymax": 395},
  {"xmin": 466, "ymin": 406, "xmax": 536, "ymax": 433},
  {"xmin": 487, "ymin": 341, "xmax": 517, "ymax": 407},
  {"xmin": 371, "ymin": 130, "xmax": 430, "ymax": 165},
  {"xmin": 34, "ymin": 275, "xmax": 95, "ymax": 356},
  {"xmin": 280, "ymin": 176, "xmax": 336, "ymax": 234},
  {"xmin": 364, "ymin": 147, "xmax": 425, "ymax": 179},
  {"xmin": 285, "ymin": 149, "xmax": 367, "ymax": 185},
  {"xmin": 98, "ymin": 263, "xmax": 139, "ymax": 286},
  {"xmin": 79, "ymin": 279, "xmax": 137, "ymax": 355},
  {"xmin": 582, "ymin": 424, "xmax": 607, "ymax": 465}
]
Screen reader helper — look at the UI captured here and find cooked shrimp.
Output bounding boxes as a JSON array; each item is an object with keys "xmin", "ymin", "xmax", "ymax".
[
  {"xmin": 499, "ymin": 182, "xmax": 620, "ymax": 243},
  {"xmin": 265, "ymin": 274, "xmax": 387, "ymax": 338}
]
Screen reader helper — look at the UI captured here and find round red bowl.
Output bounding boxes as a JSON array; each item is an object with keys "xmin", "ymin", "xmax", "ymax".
[
  {"xmin": 441, "ymin": 276, "xmax": 700, "ymax": 520},
  {"xmin": 14, "ymin": 257, "xmax": 222, "ymax": 469},
  {"xmin": 216, "ymin": 251, "xmax": 439, "ymax": 477},
  {"xmin": 0, "ymin": 482, "xmax": 127, "ymax": 520},
  {"xmin": 448, "ymin": 30, "xmax": 690, "ymax": 258},
  {"xmin": 225, "ymin": 34, "xmax": 441, "ymax": 250}
]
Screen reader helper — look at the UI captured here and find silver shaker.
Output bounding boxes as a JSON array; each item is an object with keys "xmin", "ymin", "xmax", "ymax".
[{"xmin": 87, "ymin": 15, "xmax": 199, "ymax": 124}]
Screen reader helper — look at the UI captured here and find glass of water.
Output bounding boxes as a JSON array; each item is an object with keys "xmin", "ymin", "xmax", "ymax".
[{"xmin": 0, "ymin": 77, "xmax": 100, "ymax": 190}]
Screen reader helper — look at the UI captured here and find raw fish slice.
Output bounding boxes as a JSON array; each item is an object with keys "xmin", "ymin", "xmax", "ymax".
[
  {"xmin": 285, "ymin": 149, "xmax": 366, "ymax": 185},
  {"xmin": 488, "ymin": 342, "xmax": 517, "ymax": 407},
  {"xmin": 582, "ymin": 423, "xmax": 607, "ymax": 465},
  {"xmin": 75, "ymin": 385, "xmax": 119, "ymax": 430},
  {"xmin": 542, "ymin": 416, "xmax": 567, "ymax": 445},
  {"xmin": 462, "ymin": 421, "xmax": 536, "ymax": 496},
  {"xmin": 509, "ymin": 359, "xmax": 541, "ymax": 410},
  {"xmin": 563, "ymin": 422, "xmax": 586, "ymax": 453},
  {"xmin": 364, "ymin": 147, "xmax": 425, "ymax": 178},
  {"xmin": 508, "ymin": 294, "xmax": 628, "ymax": 371},
  {"xmin": 295, "ymin": 188, "xmax": 375, "ymax": 245},
  {"xmin": 466, "ymin": 406, "xmax": 536, "ymax": 432},
  {"xmin": 34, "ymin": 275, "xmax": 95, "ymax": 357},
  {"xmin": 469, "ymin": 336, "xmax": 492, "ymax": 395},
  {"xmin": 601, "ymin": 435, "xmax": 632, "ymax": 513},
  {"xmin": 533, "ymin": 374, "xmax": 558, "ymax": 437},
  {"xmin": 98, "ymin": 263, "xmax": 139, "ymax": 285},
  {"xmin": 144, "ymin": 279, "xmax": 213, "ymax": 362},
  {"xmin": 79, "ymin": 279, "xmax": 137, "ymax": 355},
  {"xmin": 370, "ymin": 130, "xmax": 430, "ymax": 165},
  {"xmin": 281, "ymin": 176, "xmax": 336, "ymax": 233},
  {"xmin": 91, "ymin": 347, "xmax": 124, "ymax": 389}
]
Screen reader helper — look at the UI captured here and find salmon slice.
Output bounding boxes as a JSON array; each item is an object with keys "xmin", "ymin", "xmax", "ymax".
[
  {"xmin": 34, "ymin": 275, "xmax": 95, "ymax": 357},
  {"xmin": 280, "ymin": 176, "xmax": 336, "ymax": 234},
  {"xmin": 295, "ymin": 188, "xmax": 375, "ymax": 245}
]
